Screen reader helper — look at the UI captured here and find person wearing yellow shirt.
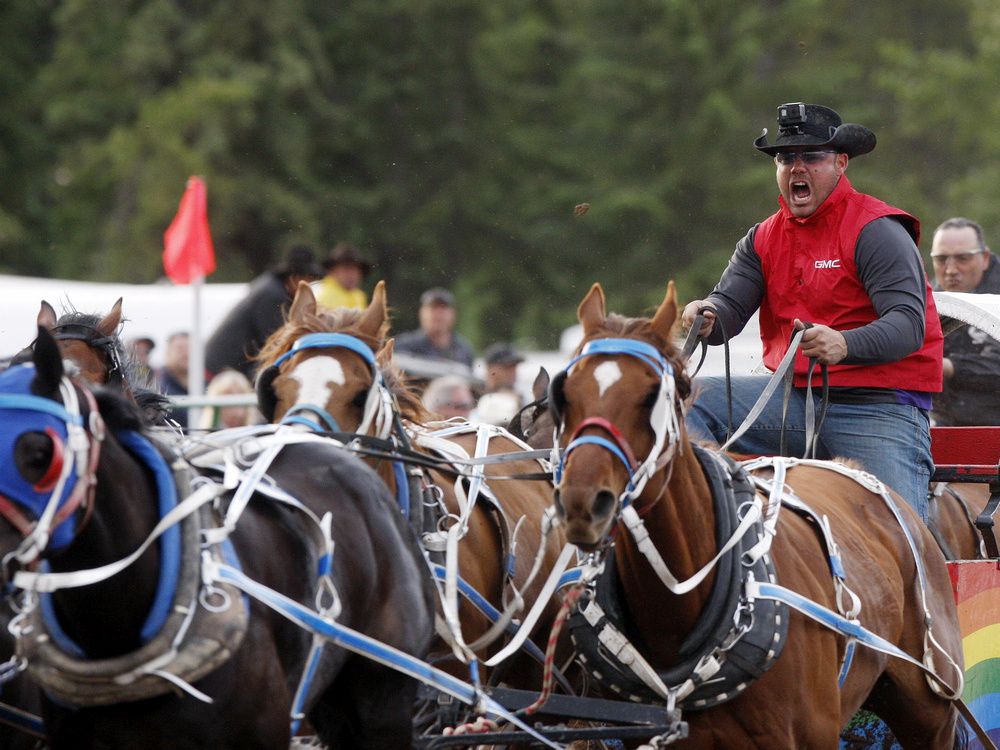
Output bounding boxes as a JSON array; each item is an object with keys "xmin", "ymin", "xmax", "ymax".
[{"xmin": 315, "ymin": 242, "xmax": 372, "ymax": 310}]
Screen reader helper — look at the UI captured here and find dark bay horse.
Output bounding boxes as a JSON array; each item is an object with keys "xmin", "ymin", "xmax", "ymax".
[
  {"xmin": 0, "ymin": 327, "xmax": 434, "ymax": 749},
  {"xmin": 3, "ymin": 298, "xmax": 147, "ymax": 749},
  {"xmin": 254, "ymin": 282, "xmax": 567, "ymax": 687},
  {"xmin": 551, "ymin": 282, "xmax": 966, "ymax": 748}
]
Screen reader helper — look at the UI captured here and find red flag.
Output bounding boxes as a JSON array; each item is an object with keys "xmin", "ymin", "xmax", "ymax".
[{"xmin": 163, "ymin": 176, "xmax": 216, "ymax": 284}]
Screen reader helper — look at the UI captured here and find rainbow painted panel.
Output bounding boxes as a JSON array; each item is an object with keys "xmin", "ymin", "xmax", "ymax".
[{"xmin": 949, "ymin": 560, "xmax": 1000, "ymax": 750}]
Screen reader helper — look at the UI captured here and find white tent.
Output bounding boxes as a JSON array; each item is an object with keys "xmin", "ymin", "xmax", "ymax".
[{"xmin": 0, "ymin": 274, "xmax": 248, "ymax": 368}]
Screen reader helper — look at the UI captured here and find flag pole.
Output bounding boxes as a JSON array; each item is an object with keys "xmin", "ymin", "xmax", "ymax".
[
  {"xmin": 188, "ymin": 273, "xmax": 206, "ymax": 429},
  {"xmin": 163, "ymin": 175, "xmax": 216, "ymax": 430}
]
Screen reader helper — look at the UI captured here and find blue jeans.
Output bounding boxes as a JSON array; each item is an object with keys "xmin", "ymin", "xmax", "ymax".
[{"xmin": 686, "ymin": 376, "xmax": 933, "ymax": 521}]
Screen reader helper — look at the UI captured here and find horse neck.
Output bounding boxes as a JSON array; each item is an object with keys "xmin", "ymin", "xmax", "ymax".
[
  {"xmin": 614, "ymin": 439, "xmax": 719, "ymax": 664},
  {"xmin": 47, "ymin": 437, "xmax": 163, "ymax": 657}
]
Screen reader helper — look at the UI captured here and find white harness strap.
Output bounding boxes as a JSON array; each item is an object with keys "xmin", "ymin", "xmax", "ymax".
[{"xmin": 620, "ymin": 496, "xmax": 763, "ymax": 596}]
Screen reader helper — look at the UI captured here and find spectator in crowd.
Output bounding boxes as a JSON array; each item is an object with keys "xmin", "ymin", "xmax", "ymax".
[
  {"xmin": 422, "ymin": 374, "xmax": 476, "ymax": 420},
  {"xmin": 127, "ymin": 335, "xmax": 155, "ymax": 380},
  {"xmin": 128, "ymin": 336, "xmax": 155, "ymax": 367},
  {"xmin": 394, "ymin": 287, "xmax": 475, "ymax": 370},
  {"xmin": 157, "ymin": 331, "xmax": 190, "ymax": 428},
  {"xmin": 929, "ymin": 217, "xmax": 1000, "ymax": 425},
  {"xmin": 315, "ymin": 242, "xmax": 372, "ymax": 311},
  {"xmin": 482, "ymin": 342, "xmax": 524, "ymax": 394},
  {"xmin": 681, "ymin": 101, "xmax": 942, "ymax": 521},
  {"xmin": 197, "ymin": 368, "xmax": 259, "ymax": 430},
  {"xmin": 205, "ymin": 245, "xmax": 324, "ymax": 379},
  {"xmin": 474, "ymin": 342, "xmax": 526, "ymax": 425}
]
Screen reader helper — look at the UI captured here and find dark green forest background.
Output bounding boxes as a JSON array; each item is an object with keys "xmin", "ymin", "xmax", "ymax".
[{"xmin": 0, "ymin": 0, "xmax": 994, "ymax": 347}]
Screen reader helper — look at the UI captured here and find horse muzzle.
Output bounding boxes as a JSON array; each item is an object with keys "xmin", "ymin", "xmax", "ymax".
[{"xmin": 554, "ymin": 485, "xmax": 618, "ymax": 550}]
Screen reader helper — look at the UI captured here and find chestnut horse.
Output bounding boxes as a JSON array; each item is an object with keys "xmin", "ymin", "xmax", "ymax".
[
  {"xmin": 929, "ymin": 483, "xmax": 989, "ymax": 560},
  {"xmin": 551, "ymin": 282, "xmax": 967, "ymax": 748},
  {"xmin": 254, "ymin": 282, "xmax": 567, "ymax": 690}
]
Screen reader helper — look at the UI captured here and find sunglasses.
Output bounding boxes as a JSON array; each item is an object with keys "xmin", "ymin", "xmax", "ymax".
[
  {"xmin": 774, "ymin": 150, "xmax": 836, "ymax": 166},
  {"xmin": 930, "ymin": 249, "xmax": 985, "ymax": 266}
]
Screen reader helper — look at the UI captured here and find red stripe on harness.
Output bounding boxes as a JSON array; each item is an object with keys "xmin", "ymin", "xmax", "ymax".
[{"xmin": 33, "ymin": 427, "xmax": 65, "ymax": 492}]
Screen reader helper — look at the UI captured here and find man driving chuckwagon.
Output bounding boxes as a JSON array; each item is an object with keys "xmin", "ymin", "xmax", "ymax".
[{"xmin": 682, "ymin": 102, "xmax": 943, "ymax": 521}]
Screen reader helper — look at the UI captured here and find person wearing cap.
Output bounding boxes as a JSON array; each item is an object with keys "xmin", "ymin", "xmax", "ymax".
[
  {"xmin": 205, "ymin": 245, "xmax": 324, "ymax": 379},
  {"xmin": 315, "ymin": 242, "xmax": 371, "ymax": 311},
  {"xmin": 482, "ymin": 341, "xmax": 524, "ymax": 394},
  {"xmin": 475, "ymin": 341, "xmax": 526, "ymax": 425},
  {"xmin": 127, "ymin": 335, "xmax": 156, "ymax": 381},
  {"xmin": 681, "ymin": 102, "xmax": 943, "ymax": 521},
  {"xmin": 929, "ymin": 217, "xmax": 1000, "ymax": 426},
  {"xmin": 393, "ymin": 287, "xmax": 475, "ymax": 370}
]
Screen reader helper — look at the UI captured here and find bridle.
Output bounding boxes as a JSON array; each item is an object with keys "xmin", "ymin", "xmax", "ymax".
[
  {"xmin": 0, "ymin": 369, "xmax": 103, "ymax": 570},
  {"xmin": 551, "ymin": 338, "xmax": 681, "ymax": 512},
  {"xmin": 264, "ymin": 332, "xmax": 394, "ymax": 439},
  {"xmin": 49, "ymin": 322, "xmax": 126, "ymax": 389}
]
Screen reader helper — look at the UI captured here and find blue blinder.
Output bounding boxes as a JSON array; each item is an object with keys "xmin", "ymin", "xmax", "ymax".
[{"xmin": 0, "ymin": 365, "xmax": 83, "ymax": 550}]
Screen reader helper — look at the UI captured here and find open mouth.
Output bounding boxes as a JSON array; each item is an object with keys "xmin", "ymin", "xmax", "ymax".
[{"xmin": 791, "ymin": 181, "xmax": 811, "ymax": 204}]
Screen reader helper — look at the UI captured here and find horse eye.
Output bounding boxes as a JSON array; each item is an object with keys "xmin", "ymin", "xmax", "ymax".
[
  {"xmin": 14, "ymin": 431, "xmax": 55, "ymax": 485},
  {"xmin": 351, "ymin": 389, "xmax": 369, "ymax": 409},
  {"xmin": 642, "ymin": 385, "xmax": 659, "ymax": 412}
]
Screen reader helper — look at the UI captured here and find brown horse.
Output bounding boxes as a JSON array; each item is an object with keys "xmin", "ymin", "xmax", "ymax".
[
  {"xmin": 929, "ymin": 482, "xmax": 989, "ymax": 560},
  {"xmin": 13, "ymin": 299, "xmax": 169, "ymax": 425},
  {"xmin": 551, "ymin": 282, "xmax": 966, "ymax": 748},
  {"xmin": 254, "ymin": 282, "xmax": 567, "ymax": 688}
]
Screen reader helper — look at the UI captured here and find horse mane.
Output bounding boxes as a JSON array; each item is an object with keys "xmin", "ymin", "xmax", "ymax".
[
  {"xmin": 254, "ymin": 306, "xmax": 432, "ymax": 424},
  {"xmin": 93, "ymin": 384, "xmax": 149, "ymax": 434},
  {"xmin": 589, "ymin": 312, "xmax": 692, "ymax": 403}
]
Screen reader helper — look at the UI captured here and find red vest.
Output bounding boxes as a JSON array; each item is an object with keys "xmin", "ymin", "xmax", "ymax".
[{"xmin": 754, "ymin": 176, "xmax": 943, "ymax": 390}]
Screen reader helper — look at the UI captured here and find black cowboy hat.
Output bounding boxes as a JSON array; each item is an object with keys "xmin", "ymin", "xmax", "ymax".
[
  {"xmin": 323, "ymin": 242, "xmax": 373, "ymax": 274},
  {"xmin": 753, "ymin": 102, "xmax": 876, "ymax": 159},
  {"xmin": 273, "ymin": 245, "xmax": 324, "ymax": 279}
]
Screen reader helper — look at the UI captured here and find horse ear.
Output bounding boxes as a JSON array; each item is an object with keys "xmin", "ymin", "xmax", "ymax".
[
  {"xmin": 37, "ymin": 300, "xmax": 57, "ymax": 330},
  {"xmin": 357, "ymin": 281, "xmax": 388, "ymax": 339},
  {"xmin": 532, "ymin": 367, "xmax": 550, "ymax": 402},
  {"xmin": 577, "ymin": 283, "xmax": 606, "ymax": 335},
  {"xmin": 288, "ymin": 282, "xmax": 317, "ymax": 323},
  {"xmin": 97, "ymin": 297, "xmax": 124, "ymax": 337},
  {"xmin": 31, "ymin": 326, "xmax": 64, "ymax": 396},
  {"xmin": 651, "ymin": 281, "xmax": 678, "ymax": 340},
  {"xmin": 376, "ymin": 337, "xmax": 395, "ymax": 370}
]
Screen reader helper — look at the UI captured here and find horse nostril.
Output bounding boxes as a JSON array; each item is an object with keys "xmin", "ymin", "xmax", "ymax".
[
  {"xmin": 592, "ymin": 490, "xmax": 617, "ymax": 521},
  {"xmin": 553, "ymin": 489, "xmax": 566, "ymax": 521}
]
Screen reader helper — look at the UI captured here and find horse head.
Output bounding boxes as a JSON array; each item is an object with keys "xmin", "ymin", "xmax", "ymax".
[
  {"xmin": 36, "ymin": 298, "xmax": 127, "ymax": 387},
  {"xmin": 255, "ymin": 280, "xmax": 420, "ymax": 435},
  {"xmin": 507, "ymin": 367, "xmax": 556, "ymax": 449},
  {"xmin": 551, "ymin": 282, "xmax": 690, "ymax": 549},
  {"xmin": 0, "ymin": 326, "xmax": 106, "ymax": 579}
]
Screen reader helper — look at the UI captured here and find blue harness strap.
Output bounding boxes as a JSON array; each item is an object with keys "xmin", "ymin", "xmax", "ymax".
[
  {"xmin": 563, "ymin": 338, "xmax": 670, "ymax": 378},
  {"xmin": 39, "ymin": 430, "xmax": 182, "ymax": 653},
  {"xmin": 209, "ymin": 560, "xmax": 562, "ymax": 749},
  {"xmin": 273, "ymin": 332, "xmax": 377, "ymax": 370},
  {"xmin": 752, "ymin": 581, "xmax": 942, "ymax": 680}
]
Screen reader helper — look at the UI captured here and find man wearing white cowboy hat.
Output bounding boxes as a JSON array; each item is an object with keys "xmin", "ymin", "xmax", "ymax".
[{"xmin": 682, "ymin": 102, "xmax": 943, "ymax": 521}]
